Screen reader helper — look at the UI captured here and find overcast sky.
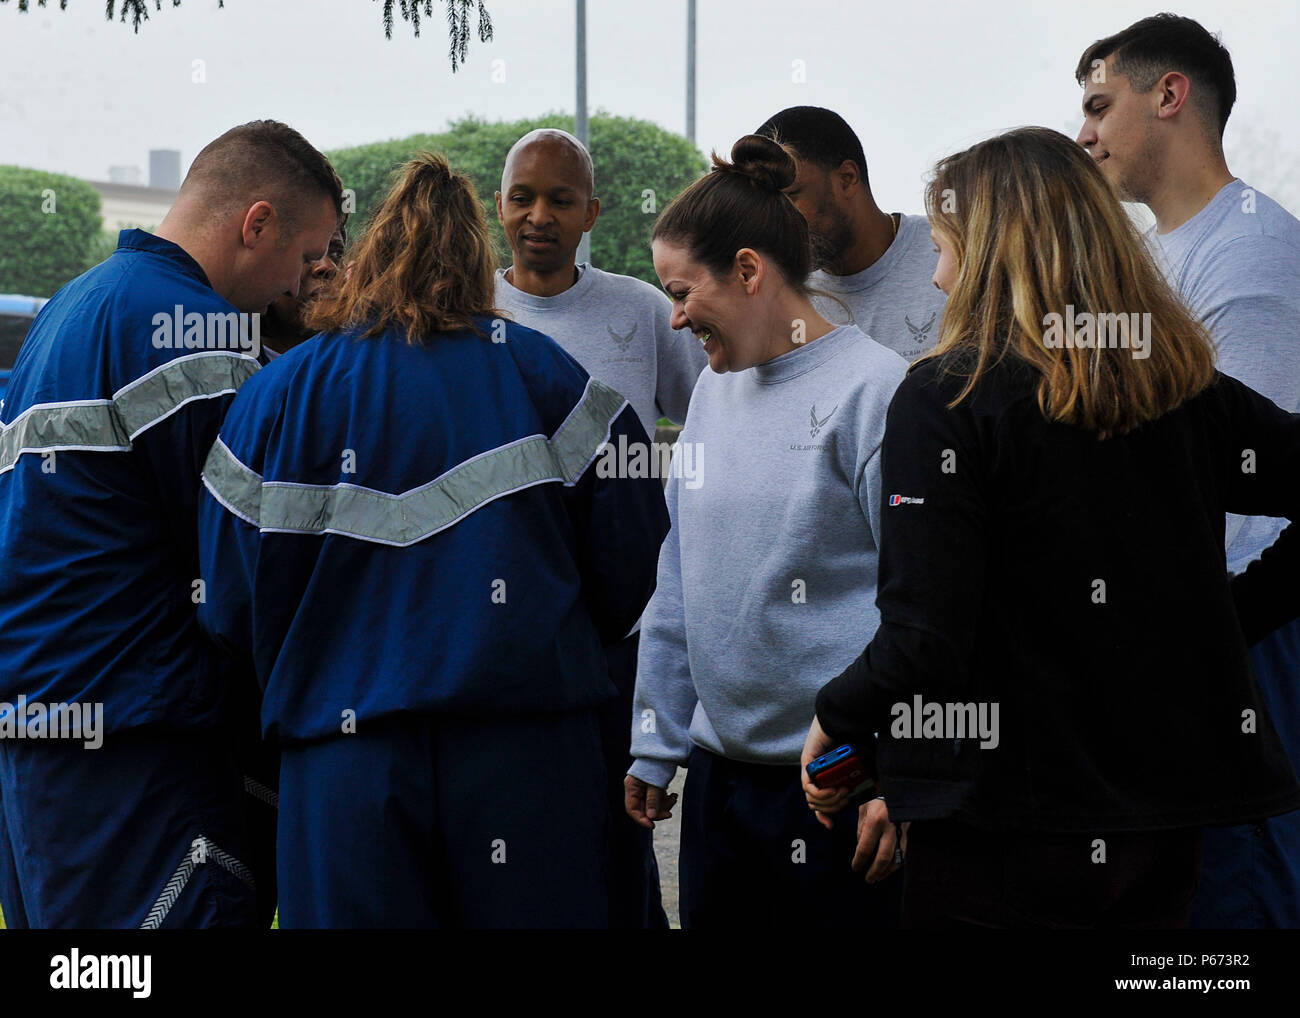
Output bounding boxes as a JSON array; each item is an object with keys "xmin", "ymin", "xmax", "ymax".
[{"xmin": 1, "ymin": 0, "xmax": 1297, "ymax": 215}]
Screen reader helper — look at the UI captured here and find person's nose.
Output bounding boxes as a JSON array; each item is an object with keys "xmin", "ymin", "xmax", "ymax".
[
  {"xmin": 669, "ymin": 303, "xmax": 689, "ymax": 331},
  {"xmin": 313, "ymin": 256, "xmax": 338, "ymax": 280},
  {"xmin": 526, "ymin": 198, "xmax": 555, "ymax": 228},
  {"xmin": 1076, "ymin": 121, "xmax": 1096, "ymax": 149}
]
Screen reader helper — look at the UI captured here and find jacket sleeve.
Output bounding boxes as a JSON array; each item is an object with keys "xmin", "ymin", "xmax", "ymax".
[
  {"xmin": 194, "ymin": 385, "xmax": 269, "ymax": 680},
  {"xmin": 1222, "ymin": 374, "xmax": 1300, "ymax": 644},
  {"xmin": 128, "ymin": 350, "xmax": 261, "ymax": 530},
  {"xmin": 628, "ymin": 468, "xmax": 697, "ymax": 790},
  {"xmin": 815, "ymin": 367, "xmax": 990, "ymax": 746},
  {"xmin": 853, "ymin": 352, "xmax": 908, "ymax": 552},
  {"xmin": 565, "ymin": 399, "xmax": 671, "ymax": 647},
  {"xmin": 1186, "ymin": 235, "xmax": 1300, "ymax": 554}
]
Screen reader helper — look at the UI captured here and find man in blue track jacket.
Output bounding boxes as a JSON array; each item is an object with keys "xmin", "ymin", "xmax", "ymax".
[{"xmin": 0, "ymin": 120, "xmax": 342, "ymax": 929}]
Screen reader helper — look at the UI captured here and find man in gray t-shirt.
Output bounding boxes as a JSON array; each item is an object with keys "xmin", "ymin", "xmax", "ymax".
[
  {"xmin": 493, "ymin": 128, "xmax": 705, "ymax": 931},
  {"xmin": 494, "ymin": 259, "xmax": 706, "ymax": 438},
  {"xmin": 756, "ymin": 106, "xmax": 947, "ymax": 361},
  {"xmin": 1144, "ymin": 181, "xmax": 1300, "ymax": 575},
  {"xmin": 493, "ymin": 131, "xmax": 706, "ymax": 436},
  {"xmin": 1076, "ymin": 13, "xmax": 1300, "ymax": 930}
]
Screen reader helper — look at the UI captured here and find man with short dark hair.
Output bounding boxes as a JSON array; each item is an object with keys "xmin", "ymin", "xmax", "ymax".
[
  {"xmin": 0, "ymin": 120, "xmax": 341, "ymax": 929},
  {"xmin": 755, "ymin": 106, "xmax": 946, "ymax": 360},
  {"xmin": 1076, "ymin": 15, "xmax": 1300, "ymax": 929}
]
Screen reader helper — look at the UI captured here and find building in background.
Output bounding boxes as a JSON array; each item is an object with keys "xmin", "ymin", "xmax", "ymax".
[
  {"xmin": 88, "ymin": 148, "xmax": 180, "ymax": 231},
  {"xmin": 107, "ymin": 165, "xmax": 143, "ymax": 185}
]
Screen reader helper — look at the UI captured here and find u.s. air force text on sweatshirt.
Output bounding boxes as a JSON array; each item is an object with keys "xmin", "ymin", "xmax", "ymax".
[
  {"xmin": 816, "ymin": 353, "xmax": 1300, "ymax": 831},
  {"xmin": 629, "ymin": 324, "xmax": 908, "ymax": 790},
  {"xmin": 196, "ymin": 317, "xmax": 670, "ymax": 743}
]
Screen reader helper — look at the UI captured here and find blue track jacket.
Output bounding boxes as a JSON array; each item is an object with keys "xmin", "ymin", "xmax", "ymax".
[
  {"xmin": 196, "ymin": 319, "xmax": 670, "ymax": 743},
  {"xmin": 0, "ymin": 230, "xmax": 260, "ymax": 735}
]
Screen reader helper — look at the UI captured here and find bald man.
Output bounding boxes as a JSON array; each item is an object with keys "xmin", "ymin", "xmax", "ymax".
[
  {"xmin": 0, "ymin": 120, "xmax": 342, "ymax": 929},
  {"xmin": 494, "ymin": 129, "xmax": 706, "ymax": 928}
]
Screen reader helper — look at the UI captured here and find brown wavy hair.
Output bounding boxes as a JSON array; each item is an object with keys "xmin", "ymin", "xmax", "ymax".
[
  {"xmin": 921, "ymin": 127, "xmax": 1216, "ymax": 438},
  {"xmin": 304, "ymin": 151, "xmax": 503, "ymax": 341}
]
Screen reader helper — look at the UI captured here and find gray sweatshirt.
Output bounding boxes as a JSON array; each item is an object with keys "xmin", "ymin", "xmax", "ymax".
[
  {"xmin": 1145, "ymin": 179, "xmax": 1300, "ymax": 575},
  {"xmin": 628, "ymin": 324, "xmax": 908, "ymax": 789},
  {"xmin": 809, "ymin": 214, "xmax": 949, "ymax": 361},
  {"xmin": 495, "ymin": 263, "xmax": 709, "ymax": 436}
]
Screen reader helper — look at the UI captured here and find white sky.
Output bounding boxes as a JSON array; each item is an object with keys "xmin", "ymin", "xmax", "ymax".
[{"xmin": 1, "ymin": 0, "xmax": 1297, "ymax": 214}]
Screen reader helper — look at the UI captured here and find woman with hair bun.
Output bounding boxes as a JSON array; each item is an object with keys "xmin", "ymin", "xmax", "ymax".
[{"xmin": 625, "ymin": 135, "xmax": 909, "ymax": 929}]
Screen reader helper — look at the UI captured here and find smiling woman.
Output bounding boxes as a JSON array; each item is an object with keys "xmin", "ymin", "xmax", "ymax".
[
  {"xmin": 650, "ymin": 135, "xmax": 817, "ymax": 373},
  {"xmin": 625, "ymin": 133, "xmax": 911, "ymax": 931}
]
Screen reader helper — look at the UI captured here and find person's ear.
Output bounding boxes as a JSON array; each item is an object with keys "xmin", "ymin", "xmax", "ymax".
[
  {"xmin": 240, "ymin": 201, "xmax": 276, "ymax": 249},
  {"xmin": 735, "ymin": 248, "xmax": 763, "ymax": 293},
  {"xmin": 835, "ymin": 159, "xmax": 860, "ymax": 200},
  {"xmin": 584, "ymin": 195, "xmax": 601, "ymax": 232},
  {"xmin": 494, "ymin": 191, "xmax": 505, "ymax": 225},
  {"xmin": 1155, "ymin": 71, "xmax": 1192, "ymax": 122}
]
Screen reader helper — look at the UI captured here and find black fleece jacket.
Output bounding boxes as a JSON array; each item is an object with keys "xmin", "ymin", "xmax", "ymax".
[{"xmin": 816, "ymin": 353, "xmax": 1300, "ymax": 832}]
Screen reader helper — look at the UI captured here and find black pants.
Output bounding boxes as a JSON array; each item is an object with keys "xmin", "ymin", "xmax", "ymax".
[
  {"xmin": 277, "ymin": 710, "xmax": 608, "ymax": 928},
  {"xmin": 600, "ymin": 631, "xmax": 668, "ymax": 928},
  {"xmin": 902, "ymin": 819, "xmax": 1204, "ymax": 929},
  {"xmin": 228, "ymin": 666, "xmax": 280, "ymax": 929},
  {"xmin": 679, "ymin": 745, "xmax": 902, "ymax": 929}
]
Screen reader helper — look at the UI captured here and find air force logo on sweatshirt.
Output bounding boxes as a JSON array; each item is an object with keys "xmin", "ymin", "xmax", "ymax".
[
  {"xmin": 809, "ymin": 403, "xmax": 837, "ymax": 438},
  {"xmin": 790, "ymin": 402, "xmax": 838, "ymax": 452}
]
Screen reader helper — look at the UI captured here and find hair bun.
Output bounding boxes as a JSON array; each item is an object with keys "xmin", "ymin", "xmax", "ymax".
[{"xmin": 715, "ymin": 134, "xmax": 796, "ymax": 193}]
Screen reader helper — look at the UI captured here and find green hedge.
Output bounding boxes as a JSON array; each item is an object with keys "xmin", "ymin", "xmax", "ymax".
[
  {"xmin": 327, "ymin": 111, "xmax": 708, "ymax": 288},
  {"xmin": 0, "ymin": 166, "xmax": 103, "ymax": 297}
]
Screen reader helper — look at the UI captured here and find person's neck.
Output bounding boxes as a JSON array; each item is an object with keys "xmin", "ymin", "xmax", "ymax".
[
  {"xmin": 1146, "ymin": 145, "xmax": 1234, "ymax": 235},
  {"xmin": 155, "ymin": 203, "xmax": 231, "ymax": 297},
  {"xmin": 505, "ymin": 259, "xmax": 581, "ymax": 298},
  {"xmin": 828, "ymin": 205, "xmax": 896, "ymax": 277},
  {"xmin": 758, "ymin": 293, "xmax": 837, "ymax": 363}
]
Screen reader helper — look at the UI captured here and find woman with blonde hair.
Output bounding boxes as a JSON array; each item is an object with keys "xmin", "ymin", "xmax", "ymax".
[
  {"xmin": 195, "ymin": 152, "xmax": 669, "ymax": 927},
  {"xmin": 802, "ymin": 127, "xmax": 1300, "ymax": 928}
]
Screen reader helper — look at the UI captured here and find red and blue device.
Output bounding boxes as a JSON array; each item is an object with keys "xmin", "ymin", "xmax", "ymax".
[{"xmin": 806, "ymin": 744, "xmax": 876, "ymax": 800}]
